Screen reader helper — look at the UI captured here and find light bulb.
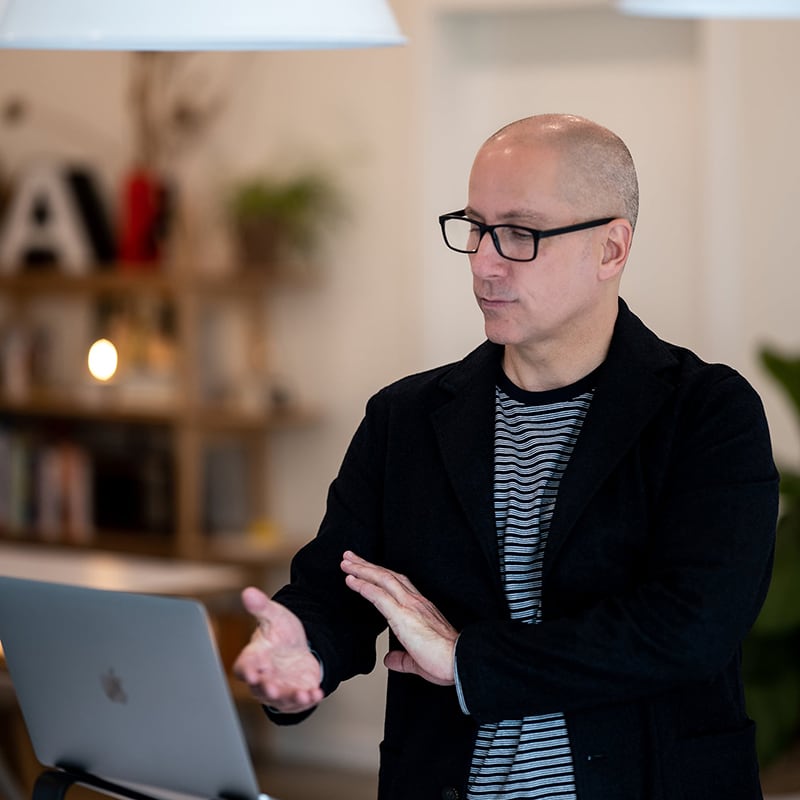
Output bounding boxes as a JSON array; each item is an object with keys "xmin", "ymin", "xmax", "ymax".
[{"xmin": 88, "ymin": 338, "xmax": 118, "ymax": 382}]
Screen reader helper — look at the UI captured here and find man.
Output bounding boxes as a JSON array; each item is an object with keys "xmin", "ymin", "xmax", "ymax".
[{"xmin": 234, "ymin": 114, "xmax": 778, "ymax": 799}]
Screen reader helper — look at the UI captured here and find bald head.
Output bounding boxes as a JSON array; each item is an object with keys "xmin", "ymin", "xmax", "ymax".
[{"xmin": 484, "ymin": 114, "xmax": 639, "ymax": 231}]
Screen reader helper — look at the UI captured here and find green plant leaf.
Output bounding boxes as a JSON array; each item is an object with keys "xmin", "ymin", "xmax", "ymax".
[
  {"xmin": 780, "ymin": 468, "xmax": 800, "ymax": 507},
  {"xmin": 761, "ymin": 347, "xmax": 800, "ymax": 423},
  {"xmin": 744, "ymin": 347, "xmax": 800, "ymax": 766},
  {"xmin": 751, "ymin": 511, "xmax": 800, "ymax": 635},
  {"xmin": 747, "ymin": 669, "xmax": 800, "ymax": 766}
]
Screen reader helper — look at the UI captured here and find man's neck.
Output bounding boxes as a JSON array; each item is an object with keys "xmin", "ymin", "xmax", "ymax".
[{"xmin": 501, "ymin": 304, "xmax": 618, "ymax": 392}]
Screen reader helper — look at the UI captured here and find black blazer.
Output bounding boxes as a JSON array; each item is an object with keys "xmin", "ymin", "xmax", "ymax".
[{"xmin": 272, "ymin": 300, "xmax": 779, "ymax": 800}]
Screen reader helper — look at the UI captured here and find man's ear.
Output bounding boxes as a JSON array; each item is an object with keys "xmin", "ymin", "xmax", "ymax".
[{"xmin": 598, "ymin": 219, "xmax": 633, "ymax": 281}]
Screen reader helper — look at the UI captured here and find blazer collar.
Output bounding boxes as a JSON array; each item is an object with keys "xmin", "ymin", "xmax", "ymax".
[{"xmin": 429, "ymin": 299, "xmax": 679, "ymax": 582}]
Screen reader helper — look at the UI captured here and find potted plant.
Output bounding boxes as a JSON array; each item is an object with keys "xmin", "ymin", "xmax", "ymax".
[
  {"xmin": 743, "ymin": 347, "xmax": 800, "ymax": 775},
  {"xmin": 228, "ymin": 170, "xmax": 345, "ymax": 279}
]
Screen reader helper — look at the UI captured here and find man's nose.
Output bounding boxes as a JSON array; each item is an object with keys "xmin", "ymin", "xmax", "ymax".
[{"xmin": 470, "ymin": 232, "xmax": 507, "ymax": 277}]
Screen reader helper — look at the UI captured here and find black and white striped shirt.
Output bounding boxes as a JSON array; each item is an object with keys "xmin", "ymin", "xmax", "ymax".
[{"xmin": 466, "ymin": 370, "xmax": 595, "ymax": 800}]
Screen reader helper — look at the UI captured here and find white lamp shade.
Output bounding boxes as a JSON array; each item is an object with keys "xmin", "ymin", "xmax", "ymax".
[
  {"xmin": 617, "ymin": 0, "xmax": 800, "ymax": 17},
  {"xmin": 0, "ymin": 0, "xmax": 406, "ymax": 50}
]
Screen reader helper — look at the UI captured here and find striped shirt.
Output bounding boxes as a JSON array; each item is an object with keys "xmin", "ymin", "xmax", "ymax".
[{"xmin": 466, "ymin": 370, "xmax": 595, "ymax": 800}]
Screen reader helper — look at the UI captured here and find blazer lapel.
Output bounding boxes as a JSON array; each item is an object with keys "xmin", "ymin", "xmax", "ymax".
[
  {"xmin": 543, "ymin": 301, "xmax": 679, "ymax": 575},
  {"xmin": 431, "ymin": 342, "xmax": 502, "ymax": 581}
]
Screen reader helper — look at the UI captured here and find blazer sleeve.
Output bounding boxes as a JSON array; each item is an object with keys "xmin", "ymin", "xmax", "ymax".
[
  {"xmin": 269, "ymin": 390, "xmax": 391, "ymax": 703},
  {"xmin": 454, "ymin": 367, "xmax": 779, "ymax": 724}
]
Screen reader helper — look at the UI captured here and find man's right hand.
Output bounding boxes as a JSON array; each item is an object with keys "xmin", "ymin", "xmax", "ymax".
[{"xmin": 233, "ymin": 586, "xmax": 324, "ymax": 714}]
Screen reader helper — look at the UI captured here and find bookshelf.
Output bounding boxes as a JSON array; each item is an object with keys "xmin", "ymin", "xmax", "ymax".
[{"xmin": 0, "ymin": 266, "xmax": 318, "ymax": 565}]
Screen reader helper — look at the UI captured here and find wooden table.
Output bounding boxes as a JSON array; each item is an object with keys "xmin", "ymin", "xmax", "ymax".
[{"xmin": 0, "ymin": 543, "xmax": 248, "ymax": 597}]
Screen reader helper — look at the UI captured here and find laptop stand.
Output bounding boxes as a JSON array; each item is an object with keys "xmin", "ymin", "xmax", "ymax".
[
  {"xmin": 32, "ymin": 768, "xmax": 251, "ymax": 800},
  {"xmin": 33, "ymin": 769, "xmax": 161, "ymax": 800}
]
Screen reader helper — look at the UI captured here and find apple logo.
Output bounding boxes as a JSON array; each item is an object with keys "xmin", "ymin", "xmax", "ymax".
[{"xmin": 100, "ymin": 668, "xmax": 128, "ymax": 704}]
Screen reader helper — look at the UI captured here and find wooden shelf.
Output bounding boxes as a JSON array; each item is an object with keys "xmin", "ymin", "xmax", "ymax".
[
  {"xmin": 0, "ymin": 266, "xmax": 294, "ymax": 296},
  {"xmin": 0, "ymin": 390, "xmax": 180, "ymax": 425},
  {"xmin": 0, "ymin": 391, "xmax": 320, "ymax": 430},
  {"xmin": 0, "ymin": 528, "xmax": 300, "ymax": 568},
  {"xmin": 0, "ymin": 528, "xmax": 175, "ymax": 559},
  {"xmin": 0, "ymin": 263, "xmax": 319, "ymax": 563},
  {"xmin": 0, "ymin": 268, "xmax": 176, "ymax": 295}
]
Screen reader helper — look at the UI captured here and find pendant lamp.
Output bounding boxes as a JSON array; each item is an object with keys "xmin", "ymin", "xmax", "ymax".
[
  {"xmin": 617, "ymin": 0, "xmax": 800, "ymax": 18},
  {"xmin": 0, "ymin": 0, "xmax": 405, "ymax": 50}
]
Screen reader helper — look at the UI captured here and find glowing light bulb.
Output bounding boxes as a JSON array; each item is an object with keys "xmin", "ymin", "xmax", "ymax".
[{"xmin": 88, "ymin": 338, "xmax": 118, "ymax": 382}]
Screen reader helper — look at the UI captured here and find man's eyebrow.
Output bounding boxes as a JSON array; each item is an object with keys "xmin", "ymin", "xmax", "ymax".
[{"xmin": 464, "ymin": 206, "xmax": 550, "ymax": 226}]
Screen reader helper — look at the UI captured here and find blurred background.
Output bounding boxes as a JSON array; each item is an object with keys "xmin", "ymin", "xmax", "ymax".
[{"xmin": 2, "ymin": 0, "xmax": 800, "ymax": 797}]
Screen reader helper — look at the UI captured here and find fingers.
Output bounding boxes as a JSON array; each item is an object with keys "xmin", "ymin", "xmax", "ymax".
[
  {"xmin": 251, "ymin": 679, "xmax": 324, "ymax": 714},
  {"xmin": 246, "ymin": 679, "xmax": 323, "ymax": 714},
  {"xmin": 341, "ymin": 551, "xmax": 416, "ymax": 606},
  {"xmin": 340, "ymin": 551, "xmax": 430, "ymax": 623},
  {"xmin": 242, "ymin": 653, "xmax": 323, "ymax": 710},
  {"xmin": 232, "ymin": 638, "xmax": 268, "ymax": 684},
  {"xmin": 342, "ymin": 550, "xmax": 412, "ymax": 587}
]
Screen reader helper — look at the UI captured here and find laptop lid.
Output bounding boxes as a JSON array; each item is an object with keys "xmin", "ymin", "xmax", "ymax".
[{"xmin": 0, "ymin": 576, "xmax": 269, "ymax": 800}]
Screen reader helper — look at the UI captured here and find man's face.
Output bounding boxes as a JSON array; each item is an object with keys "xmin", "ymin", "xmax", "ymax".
[{"xmin": 466, "ymin": 138, "xmax": 609, "ymax": 355}]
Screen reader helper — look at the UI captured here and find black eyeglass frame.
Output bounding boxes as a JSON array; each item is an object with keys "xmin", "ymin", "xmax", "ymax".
[{"xmin": 438, "ymin": 209, "xmax": 617, "ymax": 262}]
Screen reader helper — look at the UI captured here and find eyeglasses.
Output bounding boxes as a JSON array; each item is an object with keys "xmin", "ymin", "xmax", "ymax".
[{"xmin": 438, "ymin": 210, "xmax": 616, "ymax": 262}]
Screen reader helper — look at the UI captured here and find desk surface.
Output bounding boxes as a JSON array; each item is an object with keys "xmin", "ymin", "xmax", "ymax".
[{"xmin": 0, "ymin": 543, "xmax": 247, "ymax": 597}]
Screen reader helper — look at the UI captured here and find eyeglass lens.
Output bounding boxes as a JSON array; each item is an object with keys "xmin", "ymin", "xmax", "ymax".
[{"xmin": 443, "ymin": 217, "xmax": 536, "ymax": 260}]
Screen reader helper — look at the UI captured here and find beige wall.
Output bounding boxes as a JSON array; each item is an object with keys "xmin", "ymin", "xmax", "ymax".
[{"xmin": 2, "ymin": 0, "xmax": 800, "ymax": 773}]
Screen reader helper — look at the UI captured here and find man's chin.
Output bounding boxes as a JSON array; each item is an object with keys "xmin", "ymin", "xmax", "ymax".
[{"xmin": 483, "ymin": 322, "xmax": 515, "ymax": 346}]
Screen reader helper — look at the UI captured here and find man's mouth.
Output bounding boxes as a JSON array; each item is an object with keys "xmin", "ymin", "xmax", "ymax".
[{"xmin": 478, "ymin": 296, "xmax": 514, "ymax": 309}]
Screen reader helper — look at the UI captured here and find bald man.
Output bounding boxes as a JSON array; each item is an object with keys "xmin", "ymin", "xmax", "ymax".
[{"xmin": 235, "ymin": 115, "xmax": 778, "ymax": 800}]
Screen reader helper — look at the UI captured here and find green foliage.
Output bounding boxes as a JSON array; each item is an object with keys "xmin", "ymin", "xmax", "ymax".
[
  {"xmin": 745, "ymin": 667, "xmax": 800, "ymax": 765},
  {"xmin": 228, "ymin": 171, "xmax": 345, "ymax": 266},
  {"xmin": 744, "ymin": 347, "xmax": 800, "ymax": 766},
  {"xmin": 762, "ymin": 349, "xmax": 800, "ymax": 422}
]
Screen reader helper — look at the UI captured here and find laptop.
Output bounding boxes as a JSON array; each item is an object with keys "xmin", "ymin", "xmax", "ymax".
[{"xmin": 0, "ymin": 576, "xmax": 276, "ymax": 800}]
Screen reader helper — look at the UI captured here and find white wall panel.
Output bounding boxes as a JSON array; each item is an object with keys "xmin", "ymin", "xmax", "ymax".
[{"xmin": 420, "ymin": 6, "xmax": 702, "ymax": 368}]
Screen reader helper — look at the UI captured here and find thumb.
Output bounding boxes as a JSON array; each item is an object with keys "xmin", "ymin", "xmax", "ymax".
[
  {"xmin": 384, "ymin": 650, "xmax": 450, "ymax": 687},
  {"xmin": 384, "ymin": 650, "xmax": 418, "ymax": 675},
  {"xmin": 241, "ymin": 586, "xmax": 271, "ymax": 619}
]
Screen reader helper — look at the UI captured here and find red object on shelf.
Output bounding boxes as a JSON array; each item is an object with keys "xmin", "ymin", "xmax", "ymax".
[{"xmin": 118, "ymin": 167, "xmax": 170, "ymax": 267}]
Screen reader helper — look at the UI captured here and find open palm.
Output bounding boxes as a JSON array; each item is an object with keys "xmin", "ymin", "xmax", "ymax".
[{"xmin": 233, "ymin": 587, "xmax": 323, "ymax": 713}]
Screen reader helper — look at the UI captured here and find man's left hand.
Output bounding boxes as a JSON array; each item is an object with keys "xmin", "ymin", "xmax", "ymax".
[{"xmin": 341, "ymin": 551, "xmax": 457, "ymax": 686}]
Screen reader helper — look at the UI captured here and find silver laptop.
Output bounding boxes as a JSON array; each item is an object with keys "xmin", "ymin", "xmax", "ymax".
[{"xmin": 0, "ymin": 576, "xmax": 275, "ymax": 800}]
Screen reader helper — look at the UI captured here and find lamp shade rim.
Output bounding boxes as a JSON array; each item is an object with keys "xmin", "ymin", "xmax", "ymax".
[
  {"xmin": 617, "ymin": 0, "xmax": 800, "ymax": 17},
  {"xmin": 0, "ymin": 34, "xmax": 408, "ymax": 51},
  {"xmin": 0, "ymin": 0, "xmax": 406, "ymax": 51}
]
